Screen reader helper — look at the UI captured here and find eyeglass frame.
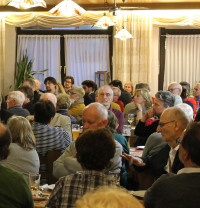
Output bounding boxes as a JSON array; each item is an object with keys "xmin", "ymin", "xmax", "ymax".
[
  {"xmin": 168, "ymin": 88, "xmax": 180, "ymax": 92},
  {"xmin": 158, "ymin": 120, "xmax": 175, "ymax": 128},
  {"xmin": 99, "ymin": 93, "xmax": 112, "ymax": 97}
]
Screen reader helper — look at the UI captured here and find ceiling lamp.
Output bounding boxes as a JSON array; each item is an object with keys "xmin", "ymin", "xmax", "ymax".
[
  {"xmin": 49, "ymin": 0, "xmax": 86, "ymax": 16},
  {"xmin": 7, "ymin": 0, "xmax": 46, "ymax": 10},
  {"xmin": 114, "ymin": 27, "xmax": 133, "ymax": 40},
  {"xmin": 95, "ymin": 13, "xmax": 115, "ymax": 29},
  {"xmin": 114, "ymin": 0, "xmax": 133, "ymax": 40}
]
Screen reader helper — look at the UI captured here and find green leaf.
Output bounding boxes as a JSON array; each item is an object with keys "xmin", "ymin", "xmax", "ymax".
[{"xmin": 15, "ymin": 51, "xmax": 48, "ymax": 89}]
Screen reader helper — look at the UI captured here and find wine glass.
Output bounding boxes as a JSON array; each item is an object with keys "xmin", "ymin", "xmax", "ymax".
[{"xmin": 128, "ymin": 114, "xmax": 135, "ymax": 125}]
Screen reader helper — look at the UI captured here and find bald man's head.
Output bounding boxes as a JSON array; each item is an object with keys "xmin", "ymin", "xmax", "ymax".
[
  {"xmin": 40, "ymin": 93, "xmax": 57, "ymax": 108},
  {"xmin": 168, "ymin": 82, "xmax": 182, "ymax": 95}
]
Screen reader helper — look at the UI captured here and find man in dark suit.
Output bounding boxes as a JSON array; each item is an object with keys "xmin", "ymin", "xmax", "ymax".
[
  {"xmin": 144, "ymin": 122, "xmax": 200, "ymax": 208},
  {"xmin": 82, "ymin": 80, "xmax": 97, "ymax": 106},
  {"xmin": 0, "ymin": 95, "xmax": 13, "ymax": 124},
  {"xmin": 122, "ymin": 106, "xmax": 190, "ymax": 181}
]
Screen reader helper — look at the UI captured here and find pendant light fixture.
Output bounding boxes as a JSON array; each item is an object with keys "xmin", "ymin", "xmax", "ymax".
[
  {"xmin": 114, "ymin": 0, "xmax": 133, "ymax": 40},
  {"xmin": 7, "ymin": 0, "xmax": 46, "ymax": 10},
  {"xmin": 95, "ymin": 0, "xmax": 115, "ymax": 29},
  {"xmin": 49, "ymin": 0, "xmax": 86, "ymax": 17},
  {"xmin": 95, "ymin": 13, "xmax": 115, "ymax": 29}
]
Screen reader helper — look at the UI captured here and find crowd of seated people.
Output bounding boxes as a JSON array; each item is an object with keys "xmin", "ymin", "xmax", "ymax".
[{"xmin": 1, "ymin": 76, "xmax": 200, "ymax": 208}]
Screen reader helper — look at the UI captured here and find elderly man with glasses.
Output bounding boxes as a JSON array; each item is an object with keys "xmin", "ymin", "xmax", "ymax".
[
  {"xmin": 122, "ymin": 106, "xmax": 191, "ymax": 186},
  {"xmin": 97, "ymin": 85, "xmax": 124, "ymax": 134},
  {"xmin": 167, "ymin": 82, "xmax": 183, "ymax": 106},
  {"xmin": 144, "ymin": 122, "xmax": 200, "ymax": 208}
]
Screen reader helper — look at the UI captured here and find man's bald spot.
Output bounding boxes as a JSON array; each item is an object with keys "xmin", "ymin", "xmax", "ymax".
[
  {"xmin": 162, "ymin": 107, "xmax": 189, "ymax": 130},
  {"xmin": 40, "ymin": 93, "xmax": 57, "ymax": 107},
  {"xmin": 83, "ymin": 103, "xmax": 107, "ymax": 121}
]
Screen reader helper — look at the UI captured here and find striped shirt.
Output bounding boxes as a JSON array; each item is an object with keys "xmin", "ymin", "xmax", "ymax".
[
  {"xmin": 46, "ymin": 170, "xmax": 114, "ymax": 208},
  {"xmin": 32, "ymin": 121, "xmax": 71, "ymax": 156}
]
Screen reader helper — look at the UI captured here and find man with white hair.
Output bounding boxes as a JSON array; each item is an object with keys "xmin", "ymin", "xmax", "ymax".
[
  {"xmin": 122, "ymin": 105, "xmax": 192, "ymax": 184},
  {"xmin": 53, "ymin": 102, "xmax": 122, "ymax": 179},
  {"xmin": 168, "ymin": 82, "xmax": 183, "ymax": 105},
  {"xmin": 142, "ymin": 103, "xmax": 193, "ymax": 157},
  {"xmin": 6, "ymin": 91, "xmax": 30, "ymax": 117},
  {"xmin": 144, "ymin": 122, "xmax": 200, "ymax": 208}
]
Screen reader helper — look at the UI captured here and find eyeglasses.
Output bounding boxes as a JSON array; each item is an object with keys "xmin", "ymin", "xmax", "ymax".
[
  {"xmin": 65, "ymin": 81, "xmax": 72, "ymax": 84},
  {"xmin": 176, "ymin": 137, "xmax": 182, "ymax": 145},
  {"xmin": 168, "ymin": 88, "xmax": 180, "ymax": 92},
  {"xmin": 99, "ymin": 93, "xmax": 112, "ymax": 97},
  {"xmin": 158, "ymin": 120, "xmax": 175, "ymax": 127}
]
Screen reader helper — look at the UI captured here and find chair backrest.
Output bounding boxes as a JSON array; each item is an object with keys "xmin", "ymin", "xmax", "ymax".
[
  {"xmin": 39, "ymin": 150, "xmax": 62, "ymax": 184},
  {"xmin": 47, "ymin": 150, "xmax": 62, "ymax": 184}
]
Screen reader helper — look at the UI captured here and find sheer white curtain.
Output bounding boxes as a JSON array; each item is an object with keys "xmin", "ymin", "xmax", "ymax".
[
  {"xmin": 17, "ymin": 35, "xmax": 61, "ymax": 90},
  {"xmin": 64, "ymin": 34, "xmax": 109, "ymax": 86},
  {"xmin": 164, "ymin": 35, "xmax": 200, "ymax": 90}
]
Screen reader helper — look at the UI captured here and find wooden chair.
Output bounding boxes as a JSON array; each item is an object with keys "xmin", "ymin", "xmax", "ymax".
[{"xmin": 39, "ymin": 150, "xmax": 62, "ymax": 184}]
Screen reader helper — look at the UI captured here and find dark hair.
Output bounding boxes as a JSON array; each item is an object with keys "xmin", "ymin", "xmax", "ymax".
[
  {"xmin": 64, "ymin": 76, "xmax": 74, "ymax": 85},
  {"xmin": 109, "ymin": 80, "xmax": 123, "ymax": 90},
  {"xmin": 180, "ymin": 81, "xmax": 190, "ymax": 92},
  {"xmin": 18, "ymin": 86, "xmax": 34, "ymax": 101},
  {"xmin": 106, "ymin": 110, "xmax": 118, "ymax": 133},
  {"xmin": 44, "ymin": 77, "xmax": 57, "ymax": 85},
  {"xmin": 135, "ymin": 83, "xmax": 150, "ymax": 91},
  {"xmin": 76, "ymin": 128, "xmax": 116, "ymax": 171},
  {"xmin": 181, "ymin": 122, "xmax": 200, "ymax": 166},
  {"xmin": 0, "ymin": 124, "xmax": 11, "ymax": 160},
  {"xmin": 181, "ymin": 88, "xmax": 187, "ymax": 100},
  {"xmin": 81, "ymin": 80, "xmax": 97, "ymax": 91},
  {"xmin": 34, "ymin": 100, "xmax": 55, "ymax": 124},
  {"xmin": 155, "ymin": 91, "xmax": 175, "ymax": 107}
]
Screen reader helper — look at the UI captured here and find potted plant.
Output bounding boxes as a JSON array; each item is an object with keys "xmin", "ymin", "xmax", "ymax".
[{"xmin": 15, "ymin": 51, "xmax": 48, "ymax": 89}]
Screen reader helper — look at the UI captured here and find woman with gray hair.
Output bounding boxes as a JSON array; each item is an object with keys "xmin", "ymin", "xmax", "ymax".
[
  {"xmin": 56, "ymin": 93, "xmax": 77, "ymax": 124},
  {"xmin": 68, "ymin": 86, "xmax": 85, "ymax": 123},
  {"xmin": 0, "ymin": 116, "xmax": 39, "ymax": 182},
  {"xmin": 134, "ymin": 91, "xmax": 175, "ymax": 145}
]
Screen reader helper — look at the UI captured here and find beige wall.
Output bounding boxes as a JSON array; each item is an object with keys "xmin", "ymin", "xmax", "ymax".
[{"xmin": 5, "ymin": 24, "xmax": 16, "ymax": 96}]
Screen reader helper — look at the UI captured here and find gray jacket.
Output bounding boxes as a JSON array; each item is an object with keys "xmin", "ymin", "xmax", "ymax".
[{"xmin": 53, "ymin": 140, "xmax": 122, "ymax": 179}]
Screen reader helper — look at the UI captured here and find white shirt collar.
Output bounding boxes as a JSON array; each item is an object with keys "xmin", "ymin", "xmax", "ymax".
[
  {"xmin": 178, "ymin": 167, "xmax": 200, "ymax": 174},
  {"xmin": 165, "ymin": 145, "xmax": 179, "ymax": 173}
]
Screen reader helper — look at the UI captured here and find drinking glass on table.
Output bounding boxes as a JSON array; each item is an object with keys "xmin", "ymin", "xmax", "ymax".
[
  {"xmin": 72, "ymin": 124, "xmax": 80, "ymax": 140},
  {"xmin": 128, "ymin": 114, "xmax": 135, "ymax": 125},
  {"xmin": 107, "ymin": 170, "xmax": 121, "ymax": 186},
  {"xmin": 29, "ymin": 173, "xmax": 41, "ymax": 191}
]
